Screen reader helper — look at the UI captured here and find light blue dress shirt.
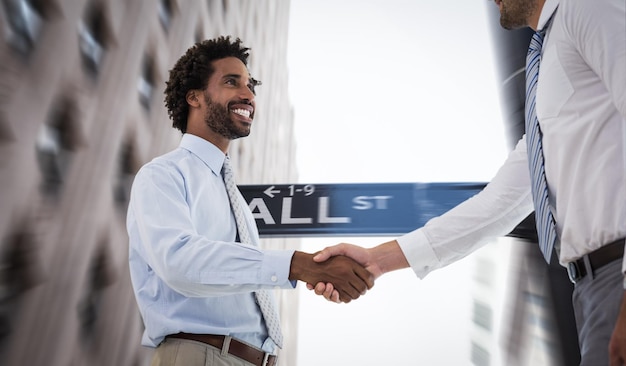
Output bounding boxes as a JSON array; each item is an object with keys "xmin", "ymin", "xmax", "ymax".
[{"xmin": 127, "ymin": 133, "xmax": 295, "ymax": 353}]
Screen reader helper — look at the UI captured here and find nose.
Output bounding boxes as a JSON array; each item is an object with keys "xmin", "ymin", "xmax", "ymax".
[{"xmin": 239, "ymin": 84, "xmax": 255, "ymax": 102}]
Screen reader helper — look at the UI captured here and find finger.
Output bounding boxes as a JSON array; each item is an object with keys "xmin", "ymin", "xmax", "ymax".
[
  {"xmin": 339, "ymin": 293, "xmax": 352, "ymax": 303},
  {"xmin": 337, "ymin": 283, "xmax": 361, "ymax": 302},
  {"xmin": 349, "ymin": 278, "xmax": 368, "ymax": 297},
  {"xmin": 323, "ymin": 283, "xmax": 334, "ymax": 301},
  {"xmin": 336, "ymin": 286, "xmax": 351, "ymax": 303},
  {"xmin": 313, "ymin": 244, "xmax": 346, "ymax": 262},
  {"xmin": 306, "ymin": 283, "xmax": 313, "ymax": 291},
  {"xmin": 344, "ymin": 264, "xmax": 374, "ymax": 295},
  {"xmin": 330, "ymin": 290, "xmax": 340, "ymax": 303},
  {"xmin": 354, "ymin": 265, "xmax": 375, "ymax": 290},
  {"xmin": 313, "ymin": 282, "xmax": 326, "ymax": 296}
]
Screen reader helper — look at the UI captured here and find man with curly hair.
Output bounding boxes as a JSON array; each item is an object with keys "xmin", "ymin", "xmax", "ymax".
[{"xmin": 127, "ymin": 36, "xmax": 374, "ymax": 366}]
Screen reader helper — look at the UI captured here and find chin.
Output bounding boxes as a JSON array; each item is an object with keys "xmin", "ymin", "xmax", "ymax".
[{"xmin": 230, "ymin": 130, "xmax": 251, "ymax": 139}]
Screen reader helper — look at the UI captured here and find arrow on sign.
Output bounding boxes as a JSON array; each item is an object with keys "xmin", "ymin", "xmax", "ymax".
[{"xmin": 263, "ymin": 186, "xmax": 281, "ymax": 198}]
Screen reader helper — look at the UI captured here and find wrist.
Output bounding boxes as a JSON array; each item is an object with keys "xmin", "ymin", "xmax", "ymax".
[
  {"xmin": 374, "ymin": 240, "xmax": 409, "ymax": 275},
  {"xmin": 288, "ymin": 251, "xmax": 310, "ymax": 281}
]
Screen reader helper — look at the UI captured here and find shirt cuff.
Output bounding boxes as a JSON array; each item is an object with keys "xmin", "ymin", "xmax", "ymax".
[
  {"xmin": 396, "ymin": 229, "xmax": 441, "ymax": 280},
  {"xmin": 261, "ymin": 249, "xmax": 296, "ymax": 288}
]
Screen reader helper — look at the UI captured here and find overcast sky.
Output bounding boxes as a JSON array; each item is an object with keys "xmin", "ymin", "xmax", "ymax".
[{"xmin": 287, "ymin": 0, "xmax": 507, "ymax": 365}]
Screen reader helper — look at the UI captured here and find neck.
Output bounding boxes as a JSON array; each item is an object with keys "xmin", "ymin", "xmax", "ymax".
[
  {"xmin": 529, "ymin": 0, "xmax": 546, "ymax": 30},
  {"xmin": 186, "ymin": 124, "xmax": 230, "ymax": 153}
]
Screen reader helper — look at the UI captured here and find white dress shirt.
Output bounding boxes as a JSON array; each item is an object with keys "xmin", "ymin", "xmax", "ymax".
[
  {"xmin": 127, "ymin": 134, "xmax": 295, "ymax": 351},
  {"xmin": 397, "ymin": 0, "xmax": 626, "ymax": 277}
]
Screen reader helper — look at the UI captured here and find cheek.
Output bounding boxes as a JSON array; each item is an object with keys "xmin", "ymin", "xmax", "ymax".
[{"xmin": 212, "ymin": 96, "xmax": 233, "ymax": 110}]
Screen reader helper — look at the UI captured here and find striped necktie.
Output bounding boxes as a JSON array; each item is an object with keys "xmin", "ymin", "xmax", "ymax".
[
  {"xmin": 222, "ymin": 156, "xmax": 284, "ymax": 348},
  {"xmin": 525, "ymin": 22, "xmax": 558, "ymax": 263}
]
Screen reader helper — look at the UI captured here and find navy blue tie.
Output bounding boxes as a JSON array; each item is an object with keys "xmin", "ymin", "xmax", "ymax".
[{"xmin": 525, "ymin": 25, "xmax": 558, "ymax": 263}]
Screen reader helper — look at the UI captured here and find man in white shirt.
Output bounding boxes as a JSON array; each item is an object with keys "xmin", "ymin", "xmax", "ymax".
[{"xmin": 312, "ymin": 0, "xmax": 626, "ymax": 364}]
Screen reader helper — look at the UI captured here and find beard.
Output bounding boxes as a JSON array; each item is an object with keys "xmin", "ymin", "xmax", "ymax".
[
  {"xmin": 499, "ymin": 0, "xmax": 537, "ymax": 30},
  {"xmin": 203, "ymin": 93, "xmax": 250, "ymax": 140}
]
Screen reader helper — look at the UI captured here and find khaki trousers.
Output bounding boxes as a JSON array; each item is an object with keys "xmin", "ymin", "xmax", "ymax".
[{"xmin": 151, "ymin": 338, "xmax": 254, "ymax": 366}]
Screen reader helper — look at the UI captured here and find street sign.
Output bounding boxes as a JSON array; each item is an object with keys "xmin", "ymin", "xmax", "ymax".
[{"xmin": 239, "ymin": 182, "xmax": 487, "ymax": 237}]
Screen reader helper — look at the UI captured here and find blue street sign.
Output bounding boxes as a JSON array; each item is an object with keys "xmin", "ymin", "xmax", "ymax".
[{"xmin": 239, "ymin": 182, "xmax": 487, "ymax": 237}]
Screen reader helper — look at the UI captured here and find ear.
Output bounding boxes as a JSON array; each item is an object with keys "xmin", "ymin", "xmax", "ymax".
[{"xmin": 186, "ymin": 90, "xmax": 201, "ymax": 107}]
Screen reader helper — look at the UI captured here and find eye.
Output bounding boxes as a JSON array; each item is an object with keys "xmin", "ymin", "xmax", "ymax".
[
  {"xmin": 247, "ymin": 83, "xmax": 257, "ymax": 95},
  {"xmin": 225, "ymin": 78, "xmax": 237, "ymax": 86},
  {"xmin": 248, "ymin": 78, "xmax": 261, "ymax": 95}
]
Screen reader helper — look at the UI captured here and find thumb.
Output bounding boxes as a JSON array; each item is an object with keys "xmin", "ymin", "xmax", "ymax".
[{"xmin": 313, "ymin": 244, "xmax": 345, "ymax": 262}]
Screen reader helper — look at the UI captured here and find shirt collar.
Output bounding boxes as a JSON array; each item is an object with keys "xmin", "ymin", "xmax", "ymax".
[
  {"xmin": 179, "ymin": 133, "xmax": 226, "ymax": 176},
  {"xmin": 537, "ymin": 0, "xmax": 559, "ymax": 31}
]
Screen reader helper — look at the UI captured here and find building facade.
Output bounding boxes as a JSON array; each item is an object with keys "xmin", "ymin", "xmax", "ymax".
[{"xmin": 0, "ymin": 0, "xmax": 299, "ymax": 365}]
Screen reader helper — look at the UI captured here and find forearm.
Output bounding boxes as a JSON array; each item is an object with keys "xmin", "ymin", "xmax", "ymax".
[
  {"xmin": 152, "ymin": 242, "xmax": 295, "ymax": 296},
  {"xmin": 370, "ymin": 240, "xmax": 410, "ymax": 275},
  {"xmin": 131, "ymin": 218, "xmax": 295, "ymax": 296}
]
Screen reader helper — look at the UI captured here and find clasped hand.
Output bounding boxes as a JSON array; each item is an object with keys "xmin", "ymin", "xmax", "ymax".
[
  {"xmin": 289, "ymin": 251, "xmax": 374, "ymax": 303},
  {"xmin": 305, "ymin": 241, "xmax": 403, "ymax": 303}
]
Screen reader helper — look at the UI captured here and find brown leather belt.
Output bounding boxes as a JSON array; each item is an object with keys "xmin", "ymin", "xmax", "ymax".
[
  {"xmin": 566, "ymin": 239, "xmax": 625, "ymax": 284},
  {"xmin": 166, "ymin": 333, "xmax": 277, "ymax": 366}
]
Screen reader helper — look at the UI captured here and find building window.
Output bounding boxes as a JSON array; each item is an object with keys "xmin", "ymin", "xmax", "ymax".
[
  {"xmin": 0, "ymin": 229, "xmax": 40, "ymax": 355},
  {"xmin": 470, "ymin": 342, "xmax": 491, "ymax": 366},
  {"xmin": 113, "ymin": 141, "xmax": 136, "ymax": 212},
  {"xmin": 1, "ymin": 0, "xmax": 43, "ymax": 56},
  {"xmin": 524, "ymin": 290, "xmax": 546, "ymax": 307},
  {"xmin": 35, "ymin": 99, "xmax": 77, "ymax": 197},
  {"xmin": 158, "ymin": 0, "xmax": 173, "ymax": 32},
  {"xmin": 78, "ymin": 4, "xmax": 108, "ymax": 77},
  {"xmin": 472, "ymin": 301, "xmax": 493, "ymax": 331},
  {"xmin": 0, "ymin": 230, "xmax": 40, "ymax": 299},
  {"xmin": 137, "ymin": 56, "xmax": 155, "ymax": 111},
  {"xmin": 78, "ymin": 249, "xmax": 113, "ymax": 340}
]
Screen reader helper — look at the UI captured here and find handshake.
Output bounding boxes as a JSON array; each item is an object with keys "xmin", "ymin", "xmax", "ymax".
[{"xmin": 288, "ymin": 240, "xmax": 408, "ymax": 303}]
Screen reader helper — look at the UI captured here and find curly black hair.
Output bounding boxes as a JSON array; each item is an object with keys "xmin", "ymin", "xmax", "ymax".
[{"xmin": 164, "ymin": 36, "xmax": 251, "ymax": 133}]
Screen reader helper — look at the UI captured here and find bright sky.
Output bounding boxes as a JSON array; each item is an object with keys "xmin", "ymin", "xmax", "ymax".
[{"xmin": 287, "ymin": 0, "xmax": 507, "ymax": 365}]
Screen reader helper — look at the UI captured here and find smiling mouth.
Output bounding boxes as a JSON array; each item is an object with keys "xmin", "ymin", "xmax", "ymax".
[{"xmin": 231, "ymin": 108, "xmax": 251, "ymax": 119}]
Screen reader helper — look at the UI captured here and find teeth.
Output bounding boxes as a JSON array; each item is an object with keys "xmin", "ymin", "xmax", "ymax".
[{"xmin": 231, "ymin": 108, "xmax": 251, "ymax": 118}]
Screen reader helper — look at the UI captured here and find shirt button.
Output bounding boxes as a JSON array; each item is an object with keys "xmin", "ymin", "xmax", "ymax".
[{"xmin": 271, "ymin": 275, "xmax": 277, "ymax": 282}]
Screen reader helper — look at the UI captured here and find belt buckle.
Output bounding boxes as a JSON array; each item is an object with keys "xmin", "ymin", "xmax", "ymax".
[
  {"xmin": 262, "ymin": 353, "xmax": 270, "ymax": 366},
  {"xmin": 567, "ymin": 261, "xmax": 582, "ymax": 284}
]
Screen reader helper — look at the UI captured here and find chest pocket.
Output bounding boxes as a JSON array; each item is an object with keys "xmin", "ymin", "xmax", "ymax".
[{"xmin": 536, "ymin": 46, "xmax": 574, "ymax": 120}]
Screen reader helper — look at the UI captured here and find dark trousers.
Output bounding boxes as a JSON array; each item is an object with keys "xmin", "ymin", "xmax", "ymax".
[{"xmin": 573, "ymin": 259, "xmax": 623, "ymax": 366}]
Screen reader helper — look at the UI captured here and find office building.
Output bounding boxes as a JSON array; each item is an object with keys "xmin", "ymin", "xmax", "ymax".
[{"xmin": 0, "ymin": 1, "xmax": 297, "ymax": 365}]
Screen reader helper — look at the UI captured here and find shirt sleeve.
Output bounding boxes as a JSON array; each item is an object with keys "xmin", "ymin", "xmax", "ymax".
[
  {"xmin": 397, "ymin": 137, "xmax": 535, "ymax": 279},
  {"xmin": 127, "ymin": 162, "xmax": 296, "ymax": 298}
]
